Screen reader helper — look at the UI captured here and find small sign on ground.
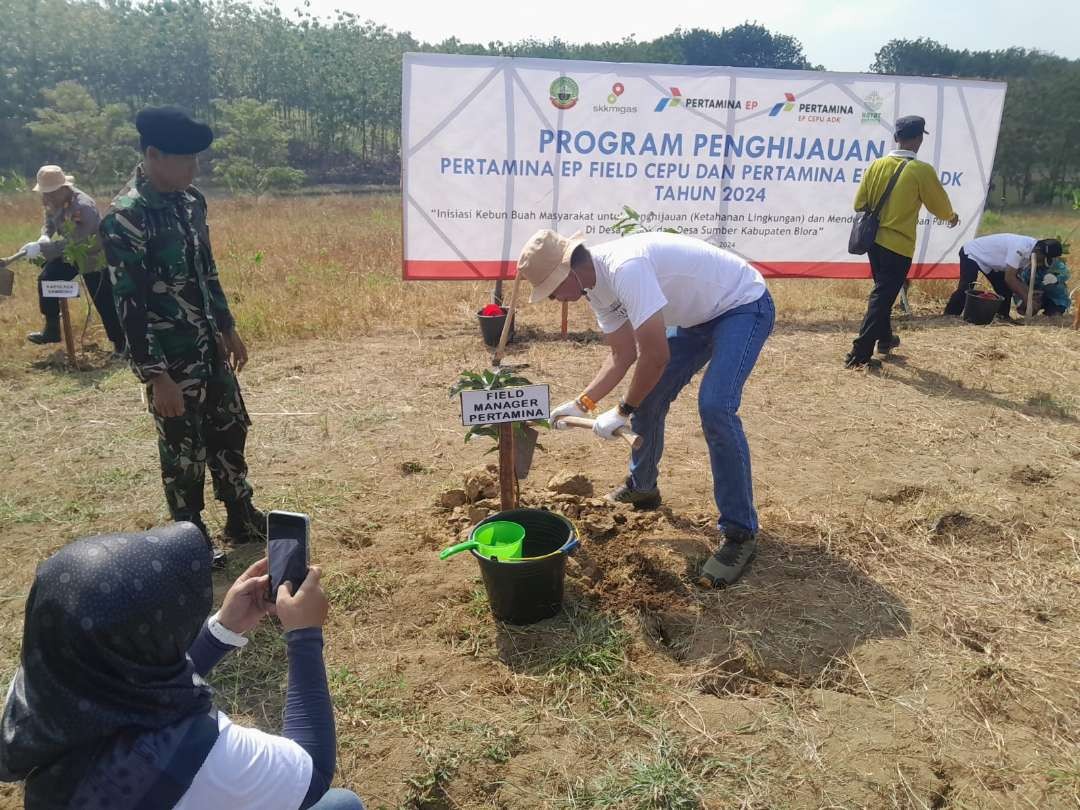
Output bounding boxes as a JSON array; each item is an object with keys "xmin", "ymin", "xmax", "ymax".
[
  {"xmin": 41, "ymin": 280, "xmax": 80, "ymax": 298},
  {"xmin": 460, "ymin": 384, "xmax": 550, "ymax": 427}
]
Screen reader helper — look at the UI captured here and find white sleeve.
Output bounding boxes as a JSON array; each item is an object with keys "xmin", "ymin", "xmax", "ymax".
[
  {"xmin": 593, "ymin": 300, "xmax": 628, "ymax": 335},
  {"xmin": 1005, "ymin": 248, "xmax": 1024, "ymax": 271},
  {"xmin": 612, "ymin": 259, "xmax": 667, "ymax": 330},
  {"xmin": 1005, "ymin": 236, "xmax": 1036, "ymax": 271},
  {"xmin": 174, "ymin": 715, "xmax": 314, "ymax": 810}
]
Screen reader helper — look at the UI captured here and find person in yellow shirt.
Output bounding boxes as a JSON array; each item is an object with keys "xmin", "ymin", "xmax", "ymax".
[{"xmin": 846, "ymin": 116, "xmax": 959, "ymax": 369}]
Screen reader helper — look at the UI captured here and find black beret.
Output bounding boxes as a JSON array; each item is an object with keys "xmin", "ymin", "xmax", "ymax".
[
  {"xmin": 136, "ymin": 106, "xmax": 213, "ymax": 155},
  {"xmin": 894, "ymin": 115, "xmax": 929, "ymax": 140}
]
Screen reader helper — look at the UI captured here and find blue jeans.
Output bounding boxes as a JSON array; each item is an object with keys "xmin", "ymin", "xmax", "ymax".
[
  {"xmin": 628, "ymin": 290, "xmax": 774, "ymax": 535},
  {"xmin": 309, "ymin": 788, "xmax": 365, "ymax": 810}
]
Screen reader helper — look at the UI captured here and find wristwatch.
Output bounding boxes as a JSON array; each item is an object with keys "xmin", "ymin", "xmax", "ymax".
[
  {"xmin": 207, "ymin": 611, "xmax": 249, "ymax": 648},
  {"xmin": 617, "ymin": 400, "xmax": 636, "ymax": 417}
]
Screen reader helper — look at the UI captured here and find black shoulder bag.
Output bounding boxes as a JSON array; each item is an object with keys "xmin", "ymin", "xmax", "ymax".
[{"xmin": 848, "ymin": 159, "xmax": 910, "ymax": 255}]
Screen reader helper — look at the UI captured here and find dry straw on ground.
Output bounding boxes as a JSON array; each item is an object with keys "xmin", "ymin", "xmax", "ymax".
[{"xmin": 0, "ymin": 193, "xmax": 1077, "ymax": 808}]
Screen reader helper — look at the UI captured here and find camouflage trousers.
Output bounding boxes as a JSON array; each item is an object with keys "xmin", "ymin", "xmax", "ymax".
[{"xmin": 148, "ymin": 361, "xmax": 253, "ymax": 520}]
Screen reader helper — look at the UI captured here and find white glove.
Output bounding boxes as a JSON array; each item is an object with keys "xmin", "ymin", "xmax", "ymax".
[
  {"xmin": 1042, "ymin": 273, "xmax": 1058, "ymax": 286},
  {"xmin": 551, "ymin": 399, "xmax": 587, "ymax": 429},
  {"xmin": 20, "ymin": 242, "xmax": 41, "ymax": 259},
  {"xmin": 593, "ymin": 406, "xmax": 628, "ymax": 440}
]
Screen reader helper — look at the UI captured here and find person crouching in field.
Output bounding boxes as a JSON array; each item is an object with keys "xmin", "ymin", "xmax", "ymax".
[
  {"xmin": 0, "ymin": 523, "xmax": 365, "ymax": 810},
  {"xmin": 18, "ymin": 165, "xmax": 125, "ymax": 356},
  {"xmin": 518, "ymin": 229, "xmax": 774, "ymax": 588},
  {"xmin": 1014, "ymin": 243, "xmax": 1070, "ymax": 317},
  {"xmin": 944, "ymin": 235, "xmax": 1064, "ymax": 320},
  {"xmin": 99, "ymin": 107, "xmax": 265, "ymax": 564},
  {"xmin": 846, "ymin": 115, "xmax": 959, "ymax": 369}
]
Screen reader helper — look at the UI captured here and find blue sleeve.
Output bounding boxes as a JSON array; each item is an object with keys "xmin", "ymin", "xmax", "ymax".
[
  {"xmin": 281, "ymin": 628, "xmax": 336, "ymax": 810},
  {"xmin": 186, "ymin": 622, "xmax": 234, "ymax": 677}
]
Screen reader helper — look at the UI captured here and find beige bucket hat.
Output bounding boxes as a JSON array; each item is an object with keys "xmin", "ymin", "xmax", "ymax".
[
  {"xmin": 33, "ymin": 165, "xmax": 74, "ymax": 193},
  {"xmin": 518, "ymin": 229, "xmax": 585, "ymax": 303}
]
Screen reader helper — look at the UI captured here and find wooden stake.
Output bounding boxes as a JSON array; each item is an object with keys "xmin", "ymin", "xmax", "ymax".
[
  {"xmin": 561, "ymin": 301, "xmax": 568, "ymax": 337},
  {"xmin": 498, "ymin": 423, "xmax": 516, "ymax": 510},
  {"xmin": 1026, "ymin": 251, "xmax": 1037, "ymax": 319},
  {"xmin": 492, "ymin": 271, "xmax": 521, "ymax": 366},
  {"xmin": 59, "ymin": 298, "xmax": 77, "ymax": 369}
]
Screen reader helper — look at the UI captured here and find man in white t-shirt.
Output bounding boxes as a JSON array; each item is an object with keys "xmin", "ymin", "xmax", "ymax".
[
  {"xmin": 944, "ymin": 234, "xmax": 1063, "ymax": 319},
  {"xmin": 517, "ymin": 229, "xmax": 774, "ymax": 587}
]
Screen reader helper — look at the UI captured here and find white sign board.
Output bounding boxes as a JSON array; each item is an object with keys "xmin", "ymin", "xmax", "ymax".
[
  {"xmin": 41, "ymin": 280, "xmax": 80, "ymax": 298},
  {"xmin": 460, "ymin": 384, "xmax": 550, "ymax": 427},
  {"xmin": 402, "ymin": 53, "xmax": 1006, "ymax": 280}
]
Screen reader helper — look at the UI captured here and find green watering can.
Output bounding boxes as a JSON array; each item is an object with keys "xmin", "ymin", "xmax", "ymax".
[{"xmin": 439, "ymin": 520, "xmax": 525, "ymax": 561}]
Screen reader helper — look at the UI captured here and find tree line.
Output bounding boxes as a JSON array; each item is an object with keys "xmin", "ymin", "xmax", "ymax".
[{"xmin": 1, "ymin": 0, "xmax": 1077, "ymax": 204}]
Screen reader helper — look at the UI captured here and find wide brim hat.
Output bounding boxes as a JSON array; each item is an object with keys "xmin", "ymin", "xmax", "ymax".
[
  {"xmin": 519, "ymin": 229, "xmax": 586, "ymax": 304},
  {"xmin": 33, "ymin": 165, "xmax": 74, "ymax": 193}
]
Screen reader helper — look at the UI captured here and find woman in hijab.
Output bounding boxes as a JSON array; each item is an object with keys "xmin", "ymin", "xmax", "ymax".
[{"xmin": 0, "ymin": 522, "xmax": 364, "ymax": 810}]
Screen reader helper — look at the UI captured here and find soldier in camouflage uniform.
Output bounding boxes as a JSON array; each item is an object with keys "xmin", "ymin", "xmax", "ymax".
[{"xmin": 99, "ymin": 107, "xmax": 265, "ymax": 561}]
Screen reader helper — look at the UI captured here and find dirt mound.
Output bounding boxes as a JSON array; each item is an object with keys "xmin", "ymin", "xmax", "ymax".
[
  {"xmin": 874, "ymin": 484, "xmax": 926, "ymax": 504},
  {"xmin": 929, "ymin": 511, "xmax": 1005, "ymax": 544},
  {"xmin": 1009, "ymin": 464, "xmax": 1055, "ymax": 486},
  {"xmin": 576, "ymin": 545, "xmax": 693, "ymax": 613},
  {"xmin": 546, "ymin": 470, "xmax": 594, "ymax": 496},
  {"xmin": 462, "ymin": 464, "xmax": 498, "ymax": 502}
]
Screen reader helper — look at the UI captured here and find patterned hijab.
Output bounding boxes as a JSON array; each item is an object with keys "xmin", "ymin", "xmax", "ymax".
[{"xmin": 0, "ymin": 524, "xmax": 216, "ymax": 808}]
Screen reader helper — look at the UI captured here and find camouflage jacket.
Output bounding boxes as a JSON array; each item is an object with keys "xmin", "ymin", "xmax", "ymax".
[{"xmin": 100, "ymin": 165, "xmax": 235, "ymax": 383}]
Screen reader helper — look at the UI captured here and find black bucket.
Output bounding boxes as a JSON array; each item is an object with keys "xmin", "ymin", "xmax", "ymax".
[
  {"xmin": 963, "ymin": 290, "xmax": 1002, "ymax": 325},
  {"xmin": 478, "ymin": 309, "xmax": 515, "ymax": 347},
  {"xmin": 471, "ymin": 508, "xmax": 579, "ymax": 625}
]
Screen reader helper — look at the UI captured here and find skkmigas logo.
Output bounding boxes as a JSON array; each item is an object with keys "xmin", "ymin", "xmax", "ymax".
[
  {"xmin": 594, "ymin": 82, "xmax": 637, "ymax": 114},
  {"xmin": 549, "ymin": 77, "xmax": 579, "ymax": 110},
  {"xmin": 769, "ymin": 92, "xmax": 796, "ymax": 116},
  {"xmin": 654, "ymin": 87, "xmax": 683, "ymax": 112},
  {"xmin": 862, "ymin": 91, "xmax": 883, "ymax": 123}
]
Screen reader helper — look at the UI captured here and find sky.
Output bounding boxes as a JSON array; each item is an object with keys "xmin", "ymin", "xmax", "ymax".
[{"xmin": 297, "ymin": 0, "xmax": 1080, "ymax": 72}]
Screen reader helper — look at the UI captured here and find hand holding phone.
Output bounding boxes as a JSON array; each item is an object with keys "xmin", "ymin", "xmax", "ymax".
[
  {"xmin": 276, "ymin": 566, "xmax": 328, "ymax": 632},
  {"xmin": 218, "ymin": 557, "xmax": 272, "ymax": 634},
  {"xmin": 267, "ymin": 511, "xmax": 310, "ymax": 603}
]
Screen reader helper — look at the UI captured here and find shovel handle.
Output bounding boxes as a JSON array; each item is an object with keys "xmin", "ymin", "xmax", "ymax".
[
  {"xmin": 552, "ymin": 415, "xmax": 643, "ymax": 450},
  {"xmin": 0, "ymin": 250, "xmax": 26, "ymax": 268}
]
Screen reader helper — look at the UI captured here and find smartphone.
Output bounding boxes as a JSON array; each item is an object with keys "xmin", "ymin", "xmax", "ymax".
[{"xmin": 267, "ymin": 511, "xmax": 310, "ymax": 602}]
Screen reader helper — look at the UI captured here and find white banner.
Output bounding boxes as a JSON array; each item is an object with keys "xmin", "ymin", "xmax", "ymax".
[{"xmin": 401, "ymin": 53, "xmax": 1006, "ymax": 280}]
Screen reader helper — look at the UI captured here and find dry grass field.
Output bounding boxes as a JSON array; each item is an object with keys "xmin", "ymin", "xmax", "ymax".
[{"xmin": 0, "ymin": 192, "xmax": 1077, "ymax": 809}]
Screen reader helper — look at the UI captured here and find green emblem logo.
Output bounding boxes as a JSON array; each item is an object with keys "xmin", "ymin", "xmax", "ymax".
[{"xmin": 549, "ymin": 77, "xmax": 579, "ymax": 110}]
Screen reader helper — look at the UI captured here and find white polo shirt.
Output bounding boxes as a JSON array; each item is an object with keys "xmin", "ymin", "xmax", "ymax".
[
  {"xmin": 175, "ymin": 712, "xmax": 313, "ymax": 810},
  {"xmin": 584, "ymin": 233, "xmax": 766, "ymax": 334},
  {"xmin": 962, "ymin": 233, "xmax": 1037, "ymax": 275}
]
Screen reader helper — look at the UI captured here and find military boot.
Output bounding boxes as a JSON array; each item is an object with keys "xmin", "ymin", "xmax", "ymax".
[
  {"xmin": 27, "ymin": 317, "xmax": 61, "ymax": 345},
  {"xmin": 223, "ymin": 498, "xmax": 267, "ymax": 545},
  {"xmin": 178, "ymin": 514, "xmax": 228, "ymax": 568}
]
